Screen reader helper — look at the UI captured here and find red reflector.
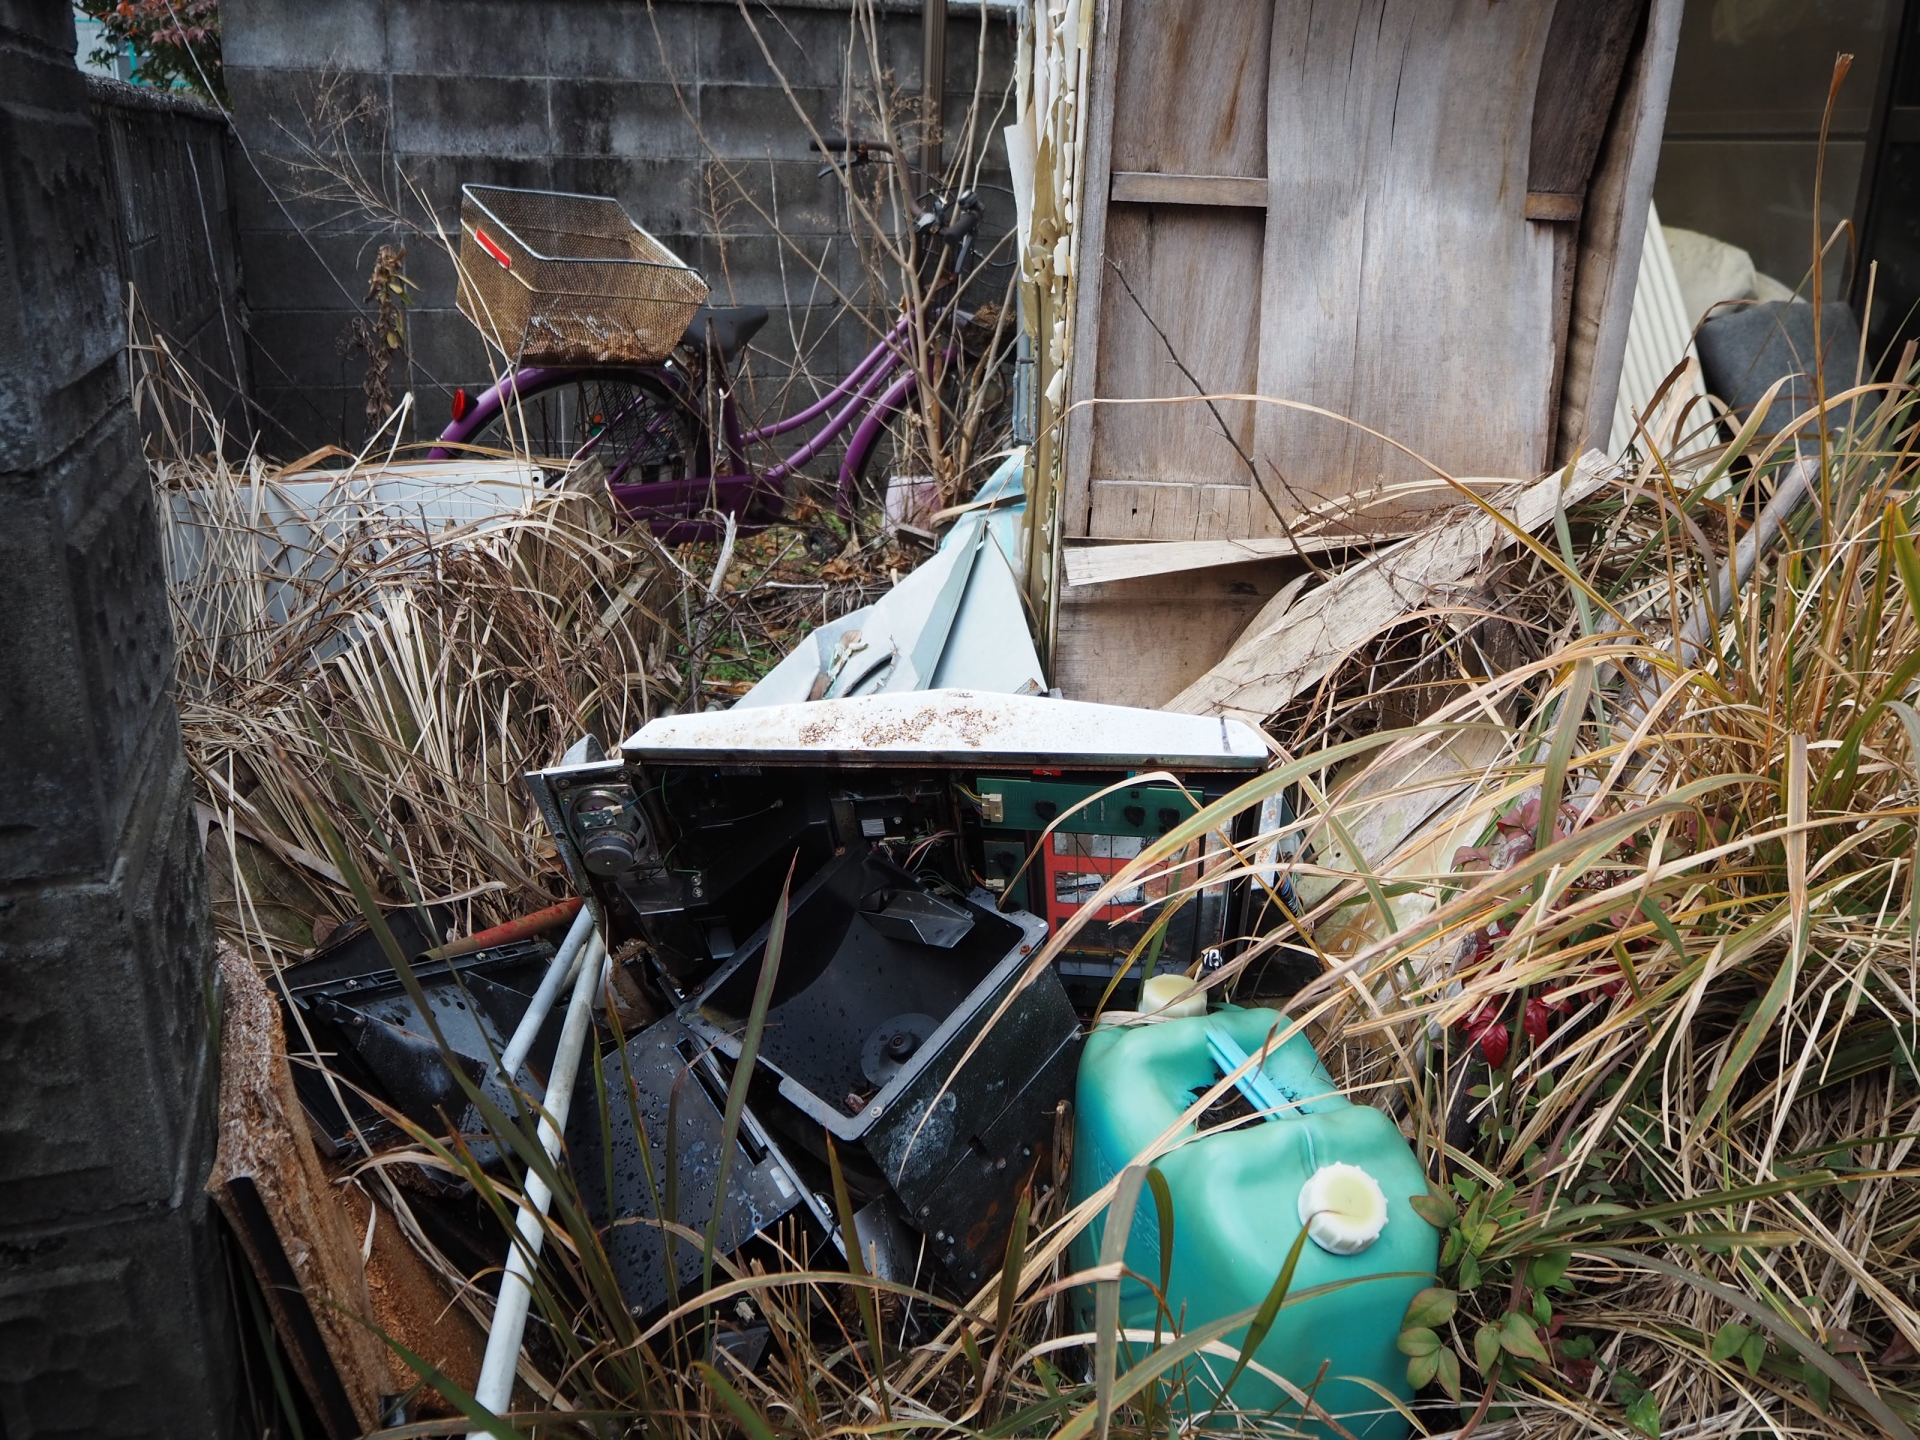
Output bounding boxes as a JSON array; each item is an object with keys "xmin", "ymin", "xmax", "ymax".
[
  {"xmin": 450, "ymin": 386, "xmax": 469, "ymax": 421},
  {"xmin": 475, "ymin": 228, "xmax": 512, "ymax": 269}
]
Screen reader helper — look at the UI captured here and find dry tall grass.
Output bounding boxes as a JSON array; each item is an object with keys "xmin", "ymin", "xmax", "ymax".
[
  {"xmin": 150, "ymin": 29, "xmax": 1920, "ymax": 1428},
  {"xmin": 1061, "ymin": 365, "xmax": 1920, "ymax": 1437},
  {"xmin": 141, "ymin": 321, "xmax": 680, "ymax": 958},
  {"xmin": 155, "ymin": 326, "xmax": 1920, "ymax": 1436},
  {"xmin": 363, "ymin": 377, "xmax": 1920, "ymax": 1440}
]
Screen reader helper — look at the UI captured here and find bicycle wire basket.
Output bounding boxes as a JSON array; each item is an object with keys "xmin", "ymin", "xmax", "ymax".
[{"xmin": 456, "ymin": 184, "xmax": 709, "ymax": 365}]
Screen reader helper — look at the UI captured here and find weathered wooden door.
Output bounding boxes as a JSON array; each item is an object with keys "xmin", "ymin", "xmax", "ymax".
[{"xmin": 1053, "ymin": 0, "xmax": 1678, "ymax": 704}]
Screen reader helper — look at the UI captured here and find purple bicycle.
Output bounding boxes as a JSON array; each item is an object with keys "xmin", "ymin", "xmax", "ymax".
[{"xmin": 429, "ymin": 162, "xmax": 992, "ymax": 543}]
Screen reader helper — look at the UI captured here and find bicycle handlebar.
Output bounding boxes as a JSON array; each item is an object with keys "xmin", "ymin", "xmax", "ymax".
[
  {"xmin": 810, "ymin": 135, "xmax": 894, "ymax": 175},
  {"xmin": 811, "ymin": 136, "xmax": 987, "ymax": 268},
  {"xmin": 810, "ymin": 135, "xmax": 894, "ymax": 157}
]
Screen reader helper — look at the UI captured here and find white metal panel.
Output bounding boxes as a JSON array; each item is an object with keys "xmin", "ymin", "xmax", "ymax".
[
  {"xmin": 623, "ymin": 689, "xmax": 1271, "ymax": 770},
  {"xmin": 1610, "ymin": 202, "xmax": 1708, "ymax": 455}
]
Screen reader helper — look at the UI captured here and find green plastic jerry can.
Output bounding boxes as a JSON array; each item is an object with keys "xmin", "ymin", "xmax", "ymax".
[{"xmin": 1070, "ymin": 1005, "xmax": 1438, "ymax": 1438}]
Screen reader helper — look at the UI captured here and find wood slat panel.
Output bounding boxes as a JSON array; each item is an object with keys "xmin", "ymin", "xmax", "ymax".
[
  {"xmin": 1058, "ymin": 0, "xmax": 1125, "ymax": 545},
  {"xmin": 1110, "ymin": 172, "xmax": 1269, "ymax": 208},
  {"xmin": 1051, "ymin": 0, "xmax": 1669, "ymax": 706},
  {"xmin": 1052, "ymin": 558, "xmax": 1306, "ymax": 708},
  {"xmin": 1063, "ymin": 0, "xmax": 1275, "ymax": 542},
  {"xmin": 1250, "ymin": 0, "xmax": 1560, "ymax": 536},
  {"xmin": 1064, "ymin": 534, "xmax": 1358, "ymax": 587},
  {"xmin": 1085, "ymin": 481, "xmax": 1262, "ymax": 541},
  {"xmin": 1085, "ymin": 205, "xmax": 1266, "ymax": 529},
  {"xmin": 1108, "ymin": 0, "xmax": 1273, "ymax": 176}
]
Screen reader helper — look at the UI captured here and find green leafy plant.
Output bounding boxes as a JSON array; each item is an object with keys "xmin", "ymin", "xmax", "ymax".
[{"xmin": 78, "ymin": 0, "xmax": 224, "ymax": 102}]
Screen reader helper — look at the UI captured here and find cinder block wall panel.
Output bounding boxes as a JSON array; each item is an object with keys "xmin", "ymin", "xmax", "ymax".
[
  {"xmin": 0, "ymin": 4, "xmax": 236, "ymax": 1433},
  {"xmin": 221, "ymin": 0, "xmax": 1018, "ymax": 456}
]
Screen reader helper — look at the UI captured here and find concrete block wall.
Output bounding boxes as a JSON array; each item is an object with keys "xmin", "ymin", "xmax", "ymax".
[
  {"xmin": 222, "ymin": 0, "xmax": 1018, "ymax": 458},
  {"xmin": 89, "ymin": 78, "xmax": 254, "ymax": 452},
  {"xmin": 0, "ymin": 4, "xmax": 236, "ymax": 1435}
]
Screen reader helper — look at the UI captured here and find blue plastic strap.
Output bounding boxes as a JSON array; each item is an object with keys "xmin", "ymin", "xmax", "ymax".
[{"xmin": 1205, "ymin": 1027, "xmax": 1299, "ymax": 1121}]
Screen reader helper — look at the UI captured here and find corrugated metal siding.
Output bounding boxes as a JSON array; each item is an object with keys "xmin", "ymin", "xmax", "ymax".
[{"xmin": 1610, "ymin": 202, "xmax": 1706, "ymax": 454}]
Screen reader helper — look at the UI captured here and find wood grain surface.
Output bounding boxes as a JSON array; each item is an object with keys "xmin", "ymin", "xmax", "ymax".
[
  {"xmin": 1110, "ymin": 171, "xmax": 1268, "ymax": 207},
  {"xmin": 1052, "ymin": 556, "xmax": 1308, "ymax": 708},
  {"xmin": 1050, "ymin": 0, "xmax": 1671, "ymax": 708},
  {"xmin": 1251, "ymin": 0, "xmax": 1560, "ymax": 535},
  {"xmin": 1165, "ymin": 451, "xmax": 1612, "ymax": 719}
]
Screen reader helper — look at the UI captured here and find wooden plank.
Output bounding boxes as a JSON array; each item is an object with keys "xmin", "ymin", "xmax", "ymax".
[
  {"xmin": 1528, "ymin": 0, "xmax": 1647, "ymax": 455},
  {"xmin": 1063, "ymin": 0, "xmax": 1275, "ymax": 541},
  {"xmin": 1085, "ymin": 205, "xmax": 1267, "ymax": 520},
  {"xmin": 1059, "ymin": 0, "xmax": 1126, "ymax": 543},
  {"xmin": 1554, "ymin": 0, "xmax": 1684, "ymax": 461},
  {"xmin": 1303, "ymin": 724, "xmax": 1514, "ymax": 959},
  {"xmin": 207, "ymin": 943, "xmax": 389, "ymax": 1436},
  {"xmin": 1067, "ymin": 478, "xmax": 1540, "ymax": 584},
  {"xmin": 1108, "ymin": 0, "xmax": 1273, "ymax": 176},
  {"xmin": 1110, "ymin": 172, "xmax": 1269, "ymax": 208},
  {"xmin": 1164, "ymin": 451, "xmax": 1612, "ymax": 720},
  {"xmin": 1085, "ymin": 480, "xmax": 1262, "ymax": 541},
  {"xmin": 1525, "ymin": 192, "xmax": 1585, "ymax": 223},
  {"xmin": 1065, "ymin": 536, "xmax": 1358, "ymax": 587},
  {"xmin": 1250, "ymin": 1, "xmax": 1560, "ymax": 536},
  {"xmin": 1527, "ymin": 0, "xmax": 1646, "ymax": 200},
  {"xmin": 1089, "ymin": 471, "xmax": 1528, "ymax": 546},
  {"xmin": 1052, "ymin": 557, "xmax": 1307, "ymax": 708}
]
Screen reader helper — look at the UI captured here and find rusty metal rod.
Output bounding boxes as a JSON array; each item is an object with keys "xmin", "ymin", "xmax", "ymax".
[
  {"xmin": 922, "ymin": 0, "xmax": 946, "ymax": 188},
  {"xmin": 422, "ymin": 896, "xmax": 583, "ymax": 961}
]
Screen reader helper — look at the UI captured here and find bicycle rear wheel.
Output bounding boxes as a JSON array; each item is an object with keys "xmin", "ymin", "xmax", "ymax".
[{"xmin": 460, "ymin": 373, "xmax": 707, "ymax": 485}]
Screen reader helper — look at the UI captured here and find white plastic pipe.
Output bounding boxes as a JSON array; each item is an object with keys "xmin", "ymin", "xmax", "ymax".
[
  {"xmin": 497, "ymin": 903, "xmax": 596, "ymax": 1081},
  {"xmin": 470, "ymin": 930, "xmax": 607, "ymax": 1428}
]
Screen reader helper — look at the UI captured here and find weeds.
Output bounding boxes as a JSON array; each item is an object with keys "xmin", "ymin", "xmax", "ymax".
[
  {"xmin": 160, "ymin": 342, "xmax": 1920, "ymax": 1439},
  {"xmin": 147, "ymin": 20, "xmax": 1920, "ymax": 1438}
]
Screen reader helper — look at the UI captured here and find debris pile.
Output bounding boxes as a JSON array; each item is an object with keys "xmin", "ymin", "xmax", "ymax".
[{"xmin": 149, "ymin": 288, "xmax": 1920, "ymax": 1440}]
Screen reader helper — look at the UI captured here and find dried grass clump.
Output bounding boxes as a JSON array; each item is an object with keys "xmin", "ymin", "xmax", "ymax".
[
  {"xmin": 152, "ymin": 291, "xmax": 1920, "ymax": 1438},
  {"xmin": 1147, "ymin": 365, "xmax": 1920, "ymax": 1437},
  {"xmin": 141, "ymin": 332, "xmax": 679, "ymax": 960}
]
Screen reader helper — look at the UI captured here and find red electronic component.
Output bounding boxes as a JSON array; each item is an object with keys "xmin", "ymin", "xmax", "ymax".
[{"xmin": 1040, "ymin": 831, "xmax": 1147, "ymax": 933}]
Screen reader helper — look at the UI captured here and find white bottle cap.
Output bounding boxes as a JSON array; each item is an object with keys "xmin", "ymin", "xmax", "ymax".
[
  {"xmin": 1297, "ymin": 1162, "xmax": 1389, "ymax": 1255},
  {"xmin": 1139, "ymin": 973, "xmax": 1206, "ymax": 1018}
]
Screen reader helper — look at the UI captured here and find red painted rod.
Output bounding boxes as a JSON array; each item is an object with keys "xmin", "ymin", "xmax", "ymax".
[{"xmin": 424, "ymin": 896, "xmax": 583, "ymax": 961}]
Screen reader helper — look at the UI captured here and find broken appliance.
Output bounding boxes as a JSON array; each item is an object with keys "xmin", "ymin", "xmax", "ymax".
[
  {"xmin": 278, "ymin": 914, "xmax": 569, "ymax": 1162},
  {"xmin": 596, "ymin": 1013, "xmax": 828, "ymax": 1317},
  {"xmin": 736, "ymin": 453, "xmax": 1038, "ymax": 707},
  {"xmin": 525, "ymin": 688, "xmax": 1272, "ymax": 1305}
]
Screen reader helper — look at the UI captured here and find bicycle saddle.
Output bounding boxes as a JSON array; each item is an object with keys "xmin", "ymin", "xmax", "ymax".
[{"xmin": 684, "ymin": 304, "xmax": 769, "ymax": 363}]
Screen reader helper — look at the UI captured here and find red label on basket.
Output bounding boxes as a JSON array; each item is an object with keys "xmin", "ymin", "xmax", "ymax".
[{"xmin": 475, "ymin": 227, "xmax": 512, "ymax": 270}]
